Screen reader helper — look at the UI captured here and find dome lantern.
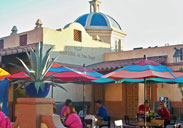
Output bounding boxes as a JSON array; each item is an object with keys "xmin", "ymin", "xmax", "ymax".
[{"xmin": 89, "ymin": 0, "xmax": 101, "ymax": 13}]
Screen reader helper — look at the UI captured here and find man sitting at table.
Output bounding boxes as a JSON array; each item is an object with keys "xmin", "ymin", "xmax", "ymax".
[
  {"xmin": 157, "ymin": 101, "xmax": 170, "ymax": 126},
  {"xmin": 95, "ymin": 99, "xmax": 109, "ymax": 126},
  {"xmin": 137, "ymin": 100, "xmax": 151, "ymax": 120}
]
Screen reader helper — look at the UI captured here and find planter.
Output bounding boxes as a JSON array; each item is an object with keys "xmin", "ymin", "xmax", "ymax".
[
  {"xmin": 14, "ymin": 98, "xmax": 55, "ymax": 128},
  {"xmin": 25, "ymin": 83, "xmax": 50, "ymax": 98}
]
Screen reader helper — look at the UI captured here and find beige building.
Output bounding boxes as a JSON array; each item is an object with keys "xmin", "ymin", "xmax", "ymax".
[{"xmin": 0, "ymin": 0, "xmax": 126, "ymax": 103}]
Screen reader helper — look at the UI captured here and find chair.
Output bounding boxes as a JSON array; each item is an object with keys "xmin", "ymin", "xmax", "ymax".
[
  {"xmin": 124, "ymin": 116, "xmax": 130, "ymax": 125},
  {"xmin": 166, "ymin": 116, "xmax": 177, "ymax": 128},
  {"xmin": 113, "ymin": 120, "xmax": 123, "ymax": 128},
  {"xmin": 83, "ymin": 119, "xmax": 93, "ymax": 128},
  {"xmin": 123, "ymin": 115, "xmax": 136, "ymax": 128},
  {"xmin": 41, "ymin": 114, "xmax": 67, "ymax": 128},
  {"xmin": 98, "ymin": 116, "xmax": 111, "ymax": 128}
]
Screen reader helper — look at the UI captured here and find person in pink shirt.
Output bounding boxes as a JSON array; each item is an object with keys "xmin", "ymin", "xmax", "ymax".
[
  {"xmin": 0, "ymin": 106, "xmax": 12, "ymax": 128},
  {"xmin": 64, "ymin": 106, "xmax": 82, "ymax": 128},
  {"xmin": 61, "ymin": 99, "xmax": 72, "ymax": 117}
]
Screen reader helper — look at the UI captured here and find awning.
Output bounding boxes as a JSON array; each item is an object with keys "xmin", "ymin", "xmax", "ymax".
[
  {"xmin": 87, "ymin": 56, "xmax": 168, "ymax": 71},
  {"xmin": 0, "ymin": 43, "xmax": 38, "ymax": 56}
]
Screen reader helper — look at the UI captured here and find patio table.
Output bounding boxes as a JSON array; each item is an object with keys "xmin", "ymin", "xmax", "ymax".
[{"xmin": 130, "ymin": 121, "xmax": 163, "ymax": 128}]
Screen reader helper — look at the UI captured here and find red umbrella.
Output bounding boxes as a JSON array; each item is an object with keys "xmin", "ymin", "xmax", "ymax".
[{"xmin": 8, "ymin": 62, "xmax": 97, "ymax": 82}]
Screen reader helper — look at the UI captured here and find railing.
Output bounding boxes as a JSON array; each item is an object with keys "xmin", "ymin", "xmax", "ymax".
[{"xmin": 172, "ymin": 108, "xmax": 183, "ymax": 119}]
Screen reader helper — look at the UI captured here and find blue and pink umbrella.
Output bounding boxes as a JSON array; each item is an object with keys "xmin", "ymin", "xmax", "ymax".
[{"xmin": 103, "ymin": 58, "xmax": 183, "ymax": 125}]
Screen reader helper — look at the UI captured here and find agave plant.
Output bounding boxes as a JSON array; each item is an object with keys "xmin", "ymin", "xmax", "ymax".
[{"xmin": 10, "ymin": 43, "xmax": 66, "ymax": 96}]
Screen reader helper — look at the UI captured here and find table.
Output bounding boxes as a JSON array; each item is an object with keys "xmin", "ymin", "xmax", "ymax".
[{"xmin": 130, "ymin": 121, "xmax": 163, "ymax": 128}]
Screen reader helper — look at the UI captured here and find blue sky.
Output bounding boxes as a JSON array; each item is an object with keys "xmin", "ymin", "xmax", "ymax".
[{"xmin": 1, "ymin": 0, "xmax": 183, "ymax": 50}]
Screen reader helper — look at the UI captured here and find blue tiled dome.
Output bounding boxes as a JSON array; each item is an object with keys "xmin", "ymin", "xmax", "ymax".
[{"xmin": 75, "ymin": 13, "xmax": 122, "ymax": 31}]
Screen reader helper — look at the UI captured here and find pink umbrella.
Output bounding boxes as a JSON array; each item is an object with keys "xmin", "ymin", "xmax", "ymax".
[{"xmin": 8, "ymin": 63, "xmax": 97, "ymax": 82}]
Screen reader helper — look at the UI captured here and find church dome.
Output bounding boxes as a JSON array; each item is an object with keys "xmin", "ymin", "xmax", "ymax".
[{"xmin": 75, "ymin": 12, "xmax": 122, "ymax": 31}]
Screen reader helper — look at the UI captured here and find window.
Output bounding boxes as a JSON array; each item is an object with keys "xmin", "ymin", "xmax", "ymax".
[
  {"xmin": 0, "ymin": 40, "xmax": 4, "ymax": 49},
  {"xmin": 115, "ymin": 40, "xmax": 121, "ymax": 52},
  {"xmin": 19, "ymin": 34, "xmax": 27, "ymax": 46},
  {"xmin": 74, "ymin": 30, "xmax": 82, "ymax": 42}
]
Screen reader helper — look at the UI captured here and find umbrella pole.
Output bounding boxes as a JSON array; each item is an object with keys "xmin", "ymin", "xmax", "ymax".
[
  {"xmin": 51, "ymin": 85, "xmax": 53, "ymax": 98},
  {"xmin": 144, "ymin": 78, "xmax": 147, "ymax": 127},
  {"xmin": 83, "ymin": 83, "xmax": 85, "ymax": 105}
]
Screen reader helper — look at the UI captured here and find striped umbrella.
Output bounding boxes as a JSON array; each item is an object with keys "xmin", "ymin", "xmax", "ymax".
[
  {"xmin": 8, "ymin": 62, "xmax": 97, "ymax": 98},
  {"xmin": 78, "ymin": 67, "xmax": 114, "ymax": 83},
  {"xmin": 103, "ymin": 57, "xmax": 182, "ymax": 125},
  {"xmin": 8, "ymin": 62, "xmax": 97, "ymax": 82},
  {"xmin": 78, "ymin": 66, "xmax": 114, "ymax": 103}
]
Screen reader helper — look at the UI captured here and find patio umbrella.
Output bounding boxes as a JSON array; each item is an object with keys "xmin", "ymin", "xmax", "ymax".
[
  {"xmin": 78, "ymin": 66, "xmax": 114, "ymax": 104},
  {"xmin": 120, "ymin": 71, "xmax": 183, "ymax": 83},
  {"xmin": 8, "ymin": 62, "xmax": 97, "ymax": 98},
  {"xmin": 102, "ymin": 56, "xmax": 181, "ymax": 125},
  {"xmin": 0, "ymin": 68, "xmax": 10, "ymax": 80},
  {"xmin": 8, "ymin": 62, "xmax": 97, "ymax": 82}
]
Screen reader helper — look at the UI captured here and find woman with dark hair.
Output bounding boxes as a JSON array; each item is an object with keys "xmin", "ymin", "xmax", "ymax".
[
  {"xmin": 61, "ymin": 99, "xmax": 72, "ymax": 117},
  {"xmin": 64, "ymin": 106, "xmax": 82, "ymax": 128}
]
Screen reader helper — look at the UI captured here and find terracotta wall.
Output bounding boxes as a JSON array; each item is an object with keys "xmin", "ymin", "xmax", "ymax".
[
  {"xmin": 105, "ymin": 101, "xmax": 125, "ymax": 119},
  {"xmin": 157, "ymin": 84, "xmax": 182, "ymax": 101},
  {"xmin": 105, "ymin": 83, "xmax": 122, "ymax": 101},
  {"xmin": 104, "ymin": 83, "xmax": 126, "ymax": 119}
]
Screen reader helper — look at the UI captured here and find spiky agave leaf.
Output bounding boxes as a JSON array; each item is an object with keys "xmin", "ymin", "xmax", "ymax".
[
  {"xmin": 9, "ymin": 63, "xmax": 36, "ymax": 81},
  {"xmin": 11, "ymin": 80, "xmax": 32, "ymax": 90},
  {"xmin": 38, "ymin": 46, "xmax": 53, "ymax": 79},
  {"xmin": 43, "ymin": 81, "xmax": 67, "ymax": 92},
  {"xmin": 51, "ymin": 83, "xmax": 67, "ymax": 92},
  {"xmin": 10, "ymin": 43, "xmax": 66, "ymax": 94},
  {"xmin": 40, "ymin": 56, "xmax": 57, "ymax": 80},
  {"xmin": 41, "ymin": 47, "xmax": 53, "ymax": 70}
]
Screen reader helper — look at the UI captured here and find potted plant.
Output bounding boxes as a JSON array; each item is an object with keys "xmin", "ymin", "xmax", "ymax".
[{"xmin": 10, "ymin": 43, "xmax": 66, "ymax": 98}]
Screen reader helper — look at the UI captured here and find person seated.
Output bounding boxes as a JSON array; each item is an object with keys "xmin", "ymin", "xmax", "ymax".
[
  {"xmin": 157, "ymin": 101, "xmax": 170, "ymax": 126},
  {"xmin": 0, "ymin": 106, "xmax": 12, "ymax": 128},
  {"xmin": 64, "ymin": 106, "xmax": 83, "ymax": 128},
  {"xmin": 95, "ymin": 99, "xmax": 109, "ymax": 126},
  {"xmin": 85, "ymin": 113, "xmax": 98, "ymax": 128},
  {"xmin": 61, "ymin": 99, "xmax": 72, "ymax": 117},
  {"xmin": 137, "ymin": 100, "xmax": 151, "ymax": 119},
  {"xmin": 79, "ymin": 106, "xmax": 87, "ymax": 117}
]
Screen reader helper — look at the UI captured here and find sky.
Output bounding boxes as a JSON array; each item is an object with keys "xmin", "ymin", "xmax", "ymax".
[{"xmin": 0, "ymin": 0, "xmax": 183, "ymax": 50}]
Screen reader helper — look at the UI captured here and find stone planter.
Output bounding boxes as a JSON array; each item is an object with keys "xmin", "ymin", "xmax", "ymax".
[{"xmin": 13, "ymin": 98, "xmax": 55, "ymax": 128}]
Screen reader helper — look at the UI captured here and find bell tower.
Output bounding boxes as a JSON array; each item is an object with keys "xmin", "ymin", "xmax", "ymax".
[{"xmin": 89, "ymin": 0, "xmax": 101, "ymax": 13}]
